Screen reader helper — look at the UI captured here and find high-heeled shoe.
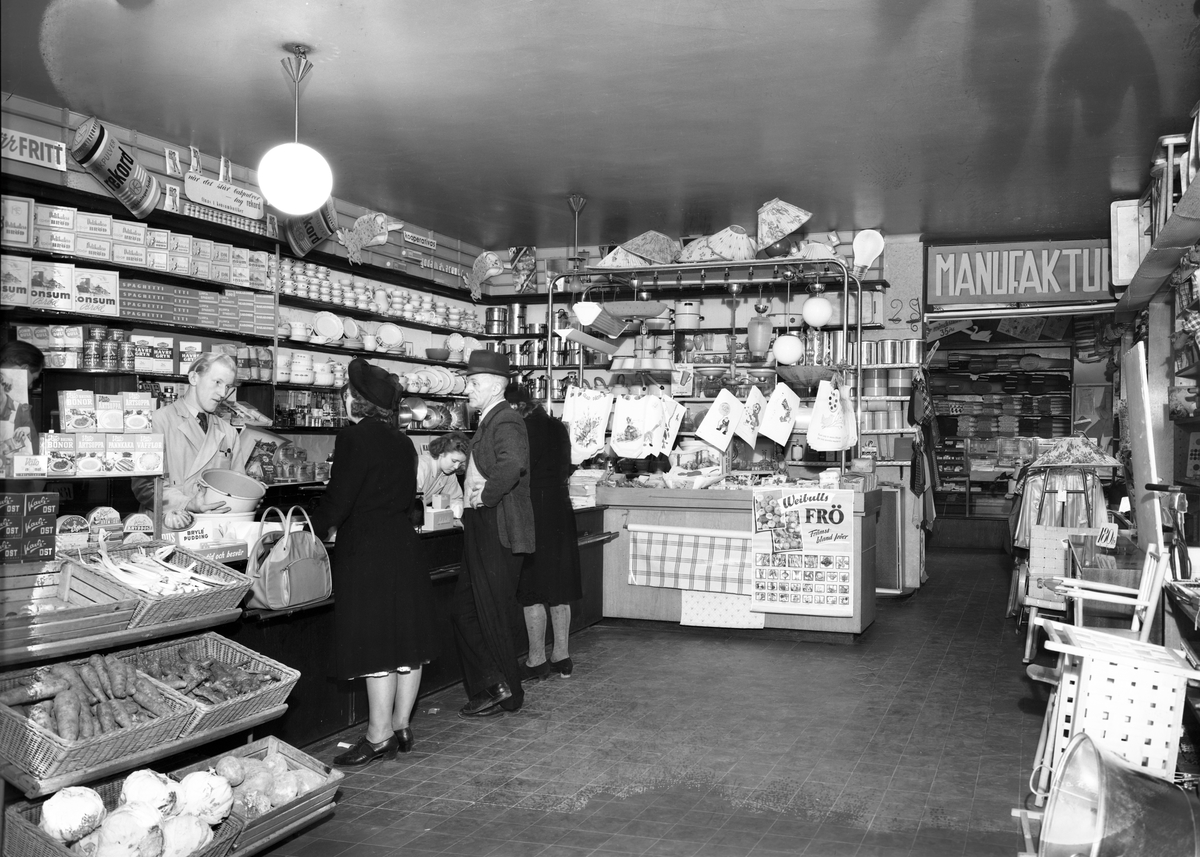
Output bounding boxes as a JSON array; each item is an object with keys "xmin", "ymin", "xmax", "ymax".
[
  {"xmin": 333, "ymin": 734, "xmax": 399, "ymax": 767},
  {"xmin": 394, "ymin": 726, "xmax": 414, "ymax": 753}
]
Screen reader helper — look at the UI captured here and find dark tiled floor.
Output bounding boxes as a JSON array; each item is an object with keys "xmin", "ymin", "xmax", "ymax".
[{"xmin": 267, "ymin": 546, "xmax": 1041, "ymax": 856}]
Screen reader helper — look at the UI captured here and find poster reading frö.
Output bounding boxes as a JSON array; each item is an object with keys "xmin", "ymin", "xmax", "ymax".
[{"xmin": 749, "ymin": 486, "xmax": 854, "ymax": 616}]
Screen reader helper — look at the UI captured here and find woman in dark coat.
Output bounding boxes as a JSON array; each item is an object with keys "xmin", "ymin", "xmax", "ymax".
[
  {"xmin": 505, "ymin": 383, "xmax": 582, "ymax": 679},
  {"xmin": 312, "ymin": 359, "xmax": 438, "ymax": 766}
]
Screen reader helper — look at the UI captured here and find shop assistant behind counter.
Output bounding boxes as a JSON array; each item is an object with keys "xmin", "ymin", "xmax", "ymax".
[{"xmin": 132, "ymin": 352, "xmax": 246, "ymax": 520}]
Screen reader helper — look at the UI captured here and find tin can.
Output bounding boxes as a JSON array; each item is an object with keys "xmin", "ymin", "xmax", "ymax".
[
  {"xmin": 119, "ymin": 340, "xmax": 136, "ymax": 371},
  {"xmin": 70, "ymin": 117, "xmax": 161, "ymax": 219},
  {"xmin": 87, "ymin": 325, "xmax": 107, "ymax": 341},
  {"xmin": 860, "ymin": 340, "xmax": 877, "ymax": 366},
  {"xmin": 877, "ymin": 339, "xmax": 901, "ymax": 364},
  {"xmin": 100, "ymin": 338, "xmax": 119, "ymax": 369},
  {"xmin": 902, "ymin": 339, "xmax": 923, "ymax": 364},
  {"xmin": 82, "ymin": 340, "xmax": 102, "ymax": 369}
]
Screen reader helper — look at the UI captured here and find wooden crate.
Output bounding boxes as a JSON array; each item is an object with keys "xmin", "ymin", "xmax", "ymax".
[
  {"xmin": 173, "ymin": 736, "xmax": 342, "ymax": 854},
  {"xmin": 0, "ymin": 561, "xmax": 139, "ymax": 651},
  {"xmin": 4, "ymin": 774, "xmax": 243, "ymax": 857}
]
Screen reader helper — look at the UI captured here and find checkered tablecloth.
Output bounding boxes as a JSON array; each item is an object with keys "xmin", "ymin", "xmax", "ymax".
[{"xmin": 629, "ymin": 526, "xmax": 752, "ymax": 595}]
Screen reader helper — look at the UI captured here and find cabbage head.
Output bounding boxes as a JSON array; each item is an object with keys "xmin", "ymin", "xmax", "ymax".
[
  {"xmin": 119, "ymin": 769, "xmax": 178, "ymax": 817},
  {"xmin": 39, "ymin": 785, "xmax": 106, "ymax": 844},
  {"xmin": 87, "ymin": 802, "xmax": 163, "ymax": 857},
  {"xmin": 174, "ymin": 770, "xmax": 233, "ymax": 826},
  {"xmin": 160, "ymin": 814, "xmax": 214, "ymax": 857}
]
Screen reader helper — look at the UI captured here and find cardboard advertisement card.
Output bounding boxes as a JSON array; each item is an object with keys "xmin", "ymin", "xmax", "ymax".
[{"xmin": 0, "ymin": 368, "xmax": 34, "ymax": 475}]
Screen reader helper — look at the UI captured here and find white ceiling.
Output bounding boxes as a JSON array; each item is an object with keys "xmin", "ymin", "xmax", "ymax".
[{"xmin": 3, "ymin": 0, "xmax": 1199, "ymax": 252}]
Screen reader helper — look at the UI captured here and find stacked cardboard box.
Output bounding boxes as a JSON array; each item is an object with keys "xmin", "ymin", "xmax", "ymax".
[{"xmin": 0, "ymin": 492, "xmax": 59, "ymax": 563}]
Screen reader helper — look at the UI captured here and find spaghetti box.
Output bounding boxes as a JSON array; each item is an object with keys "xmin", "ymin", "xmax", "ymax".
[
  {"xmin": 58, "ymin": 390, "xmax": 96, "ymax": 432},
  {"xmin": 0, "ymin": 255, "xmax": 31, "ymax": 306},
  {"xmin": 105, "ymin": 434, "xmax": 136, "ymax": 473},
  {"xmin": 0, "ymin": 536, "xmax": 20, "ymax": 563},
  {"xmin": 147, "ymin": 229, "xmax": 170, "ymax": 251},
  {"xmin": 75, "ymin": 213, "xmax": 113, "ymax": 237},
  {"xmin": 2, "ymin": 195, "xmax": 35, "ymax": 247},
  {"xmin": 213, "ymin": 243, "xmax": 231, "ymax": 264},
  {"xmin": 168, "ymin": 253, "xmax": 192, "ymax": 276},
  {"xmin": 74, "ymin": 235, "xmax": 113, "ymax": 262},
  {"xmin": 133, "ymin": 434, "xmax": 164, "ymax": 475},
  {"xmin": 168, "ymin": 233, "xmax": 192, "ymax": 255},
  {"xmin": 42, "ymin": 431, "xmax": 78, "ymax": 472},
  {"xmin": 21, "ymin": 535, "xmax": 55, "ymax": 562},
  {"xmin": 8, "ymin": 455, "xmax": 47, "ymax": 479},
  {"xmin": 113, "ymin": 243, "xmax": 148, "ymax": 268},
  {"xmin": 0, "ymin": 516, "xmax": 21, "ymax": 539},
  {"xmin": 123, "ymin": 392, "xmax": 155, "ymax": 432},
  {"xmin": 24, "ymin": 492, "xmax": 59, "ymax": 517},
  {"xmin": 34, "ymin": 203, "xmax": 75, "ymax": 231},
  {"xmin": 29, "ymin": 260, "xmax": 74, "ymax": 311},
  {"xmin": 147, "ymin": 250, "xmax": 169, "ymax": 271},
  {"xmin": 192, "ymin": 238, "xmax": 213, "ymax": 260},
  {"xmin": 96, "ymin": 393, "xmax": 124, "ymax": 432},
  {"xmin": 0, "ymin": 493, "xmax": 24, "ymax": 516},
  {"xmin": 33, "ymin": 228, "xmax": 76, "ymax": 255},
  {"xmin": 75, "ymin": 433, "xmax": 107, "ymax": 475},
  {"xmin": 22, "ymin": 515, "xmax": 55, "ymax": 540},
  {"xmin": 74, "ymin": 268, "xmax": 120, "ymax": 317},
  {"xmin": 112, "ymin": 219, "xmax": 147, "ymax": 246}
]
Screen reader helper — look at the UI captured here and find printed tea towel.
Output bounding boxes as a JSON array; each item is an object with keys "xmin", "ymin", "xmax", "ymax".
[
  {"xmin": 561, "ymin": 386, "xmax": 614, "ymax": 465},
  {"xmin": 759, "ymin": 382, "xmax": 801, "ymax": 445}
]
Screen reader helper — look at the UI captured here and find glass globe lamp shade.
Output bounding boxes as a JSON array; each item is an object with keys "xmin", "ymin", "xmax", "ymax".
[
  {"xmin": 773, "ymin": 333, "xmax": 803, "ymax": 366},
  {"xmin": 801, "ymin": 295, "xmax": 833, "ymax": 328},
  {"xmin": 257, "ymin": 142, "xmax": 333, "ymax": 215},
  {"xmin": 747, "ymin": 312, "xmax": 773, "ymax": 358}
]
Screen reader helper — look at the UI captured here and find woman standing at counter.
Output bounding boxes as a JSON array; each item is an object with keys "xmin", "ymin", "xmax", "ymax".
[
  {"xmin": 311, "ymin": 358, "xmax": 438, "ymax": 766},
  {"xmin": 132, "ymin": 352, "xmax": 243, "ymax": 520},
  {"xmin": 505, "ymin": 383, "xmax": 582, "ymax": 679}
]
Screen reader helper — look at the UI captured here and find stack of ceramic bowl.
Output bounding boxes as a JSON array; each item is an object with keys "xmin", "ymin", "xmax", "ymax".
[
  {"xmin": 275, "ymin": 351, "xmax": 292, "ymax": 383},
  {"xmin": 290, "ymin": 352, "xmax": 314, "ymax": 384},
  {"xmin": 330, "ymin": 361, "xmax": 346, "ymax": 387}
]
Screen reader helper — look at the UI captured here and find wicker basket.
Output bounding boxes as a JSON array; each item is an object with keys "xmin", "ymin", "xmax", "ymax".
[
  {"xmin": 173, "ymin": 736, "xmax": 343, "ymax": 854},
  {"xmin": 775, "ymin": 363, "xmax": 837, "ymax": 390},
  {"xmin": 0, "ymin": 658, "xmax": 195, "ymax": 781},
  {"xmin": 119, "ymin": 633, "xmax": 299, "ymax": 735},
  {"xmin": 3, "ymin": 775, "xmax": 243, "ymax": 857},
  {"xmin": 56, "ymin": 541, "xmax": 251, "ymax": 628}
]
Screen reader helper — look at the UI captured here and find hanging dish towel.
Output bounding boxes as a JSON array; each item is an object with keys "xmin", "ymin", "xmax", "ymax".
[
  {"xmin": 760, "ymin": 382, "xmax": 801, "ymax": 445},
  {"xmin": 562, "ymin": 386, "xmax": 614, "ymax": 465},
  {"xmin": 735, "ymin": 386, "xmax": 769, "ymax": 446},
  {"xmin": 610, "ymin": 394, "xmax": 651, "ymax": 458},
  {"xmin": 696, "ymin": 389, "xmax": 744, "ymax": 451}
]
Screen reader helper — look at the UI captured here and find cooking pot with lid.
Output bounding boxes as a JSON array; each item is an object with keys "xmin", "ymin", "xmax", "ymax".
[{"xmin": 675, "ymin": 300, "xmax": 703, "ymax": 330}]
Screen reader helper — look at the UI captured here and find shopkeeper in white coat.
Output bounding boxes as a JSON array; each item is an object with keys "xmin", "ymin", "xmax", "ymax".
[{"xmin": 132, "ymin": 352, "xmax": 245, "ymax": 525}]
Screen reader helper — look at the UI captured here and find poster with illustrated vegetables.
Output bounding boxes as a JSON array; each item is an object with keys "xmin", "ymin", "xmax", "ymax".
[{"xmin": 749, "ymin": 485, "xmax": 855, "ymax": 617}]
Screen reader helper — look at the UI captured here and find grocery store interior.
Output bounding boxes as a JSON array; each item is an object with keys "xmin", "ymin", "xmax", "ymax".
[{"xmin": 2, "ymin": 3, "xmax": 1200, "ymax": 857}]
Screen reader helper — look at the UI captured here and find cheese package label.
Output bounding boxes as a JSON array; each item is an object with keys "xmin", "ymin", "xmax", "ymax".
[
  {"xmin": 112, "ymin": 219, "xmax": 147, "ymax": 246},
  {"xmin": 75, "ymin": 236, "xmax": 113, "ymax": 262},
  {"xmin": 42, "ymin": 432, "xmax": 77, "ymax": 475},
  {"xmin": 75, "ymin": 213, "xmax": 113, "ymax": 236},
  {"xmin": 0, "ymin": 516, "xmax": 20, "ymax": 539},
  {"xmin": 75, "ymin": 433, "xmax": 106, "ymax": 474},
  {"xmin": 57, "ymin": 515, "xmax": 91, "ymax": 549},
  {"xmin": 73, "ymin": 268, "xmax": 120, "ymax": 317},
  {"xmin": 1, "ymin": 255, "xmax": 31, "ymax": 307},
  {"xmin": 0, "ymin": 493, "xmax": 23, "ymax": 515},
  {"xmin": 1, "ymin": 196, "xmax": 35, "ymax": 247},
  {"xmin": 21, "ymin": 536, "xmax": 55, "ymax": 562},
  {"xmin": 95, "ymin": 393, "xmax": 125, "ymax": 432},
  {"xmin": 133, "ymin": 434, "xmax": 165, "ymax": 475},
  {"xmin": 230, "ymin": 264, "xmax": 250, "ymax": 287},
  {"xmin": 58, "ymin": 390, "xmax": 95, "ymax": 433},
  {"xmin": 29, "ymin": 260, "xmax": 74, "ymax": 311},
  {"xmin": 123, "ymin": 391, "xmax": 154, "ymax": 432},
  {"xmin": 105, "ymin": 433, "xmax": 136, "ymax": 473},
  {"xmin": 33, "ymin": 228, "xmax": 76, "ymax": 255},
  {"xmin": 23, "ymin": 493, "xmax": 59, "ymax": 516},
  {"xmin": 34, "ymin": 204, "xmax": 75, "ymax": 231},
  {"xmin": 22, "ymin": 515, "xmax": 54, "ymax": 540}
]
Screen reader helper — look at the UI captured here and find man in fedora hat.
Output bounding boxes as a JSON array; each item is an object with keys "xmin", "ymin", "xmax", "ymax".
[{"xmin": 453, "ymin": 350, "xmax": 535, "ymax": 717}]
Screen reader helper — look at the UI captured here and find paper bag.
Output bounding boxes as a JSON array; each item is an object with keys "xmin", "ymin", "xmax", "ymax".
[
  {"xmin": 696, "ymin": 389, "xmax": 743, "ymax": 451},
  {"xmin": 759, "ymin": 382, "xmax": 800, "ymax": 444},
  {"xmin": 735, "ymin": 386, "xmax": 768, "ymax": 446},
  {"xmin": 807, "ymin": 379, "xmax": 858, "ymax": 451}
]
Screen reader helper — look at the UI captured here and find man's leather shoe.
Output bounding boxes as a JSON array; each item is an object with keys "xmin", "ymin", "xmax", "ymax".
[
  {"xmin": 333, "ymin": 734, "xmax": 399, "ymax": 767},
  {"xmin": 459, "ymin": 682, "xmax": 512, "ymax": 716}
]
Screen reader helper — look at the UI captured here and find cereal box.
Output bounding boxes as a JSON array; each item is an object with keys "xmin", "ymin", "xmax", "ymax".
[
  {"xmin": 41, "ymin": 432, "xmax": 77, "ymax": 476},
  {"xmin": 133, "ymin": 434, "xmax": 165, "ymax": 475},
  {"xmin": 130, "ymin": 334, "xmax": 156, "ymax": 372},
  {"xmin": 152, "ymin": 337, "xmax": 175, "ymax": 374},
  {"xmin": 58, "ymin": 390, "xmax": 96, "ymax": 432},
  {"xmin": 112, "ymin": 243, "xmax": 148, "ymax": 268},
  {"xmin": 179, "ymin": 341, "xmax": 203, "ymax": 374},
  {"xmin": 96, "ymin": 393, "xmax": 124, "ymax": 432},
  {"xmin": 75, "ymin": 235, "xmax": 113, "ymax": 262},
  {"xmin": 34, "ymin": 204, "xmax": 75, "ymax": 231},
  {"xmin": 73, "ymin": 268, "xmax": 120, "ymax": 317},
  {"xmin": 112, "ymin": 219, "xmax": 147, "ymax": 246},
  {"xmin": 1, "ymin": 254, "xmax": 31, "ymax": 307},
  {"xmin": 33, "ymin": 228, "xmax": 76, "ymax": 255},
  {"xmin": 29, "ymin": 260, "xmax": 74, "ymax": 311},
  {"xmin": 75, "ymin": 213, "xmax": 113, "ymax": 236},
  {"xmin": 105, "ymin": 434, "xmax": 136, "ymax": 473},
  {"xmin": 1, "ymin": 196, "xmax": 34, "ymax": 247},
  {"xmin": 123, "ymin": 392, "xmax": 155, "ymax": 433},
  {"xmin": 24, "ymin": 493, "xmax": 59, "ymax": 516}
]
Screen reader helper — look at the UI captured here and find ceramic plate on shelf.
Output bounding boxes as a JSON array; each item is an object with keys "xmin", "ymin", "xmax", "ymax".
[
  {"xmin": 342, "ymin": 317, "xmax": 360, "ymax": 339},
  {"xmin": 445, "ymin": 332, "xmax": 465, "ymax": 352},
  {"xmin": 377, "ymin": 323, "xmax": 404, "ymax": 349},
  {"xmin": 313, "ymin": 311, "xmax": 344, "ymax": 341}
]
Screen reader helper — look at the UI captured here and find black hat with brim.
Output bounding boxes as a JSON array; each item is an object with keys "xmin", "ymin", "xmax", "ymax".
[
  {"xmin": 348, "ymin": 358, "xmax": 399, "ymax": 409},
  {"xmin": 462, "ymin": 350, "xmax": 512, "ymax": 377}
]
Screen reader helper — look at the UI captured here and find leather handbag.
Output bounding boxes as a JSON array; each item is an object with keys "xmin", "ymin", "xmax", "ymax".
[{"xmin": 245, "ymin": 505, "xmax": 332, "ymax": 610}]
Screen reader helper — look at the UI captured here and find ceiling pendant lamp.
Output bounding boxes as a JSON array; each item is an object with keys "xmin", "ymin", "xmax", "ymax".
[{"xmin": 257, "ymin": 44, "xmax": 333, "ymax": 216}]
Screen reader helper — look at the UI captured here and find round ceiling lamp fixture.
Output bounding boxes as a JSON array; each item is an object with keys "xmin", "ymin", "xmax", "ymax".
[
  {"xmin": 257, "ymin": 44, "xmax": 333, "ymax": 216},
  {"xmin": 801, "ymin": 289, "xmax": 833, "ymax": 328}
]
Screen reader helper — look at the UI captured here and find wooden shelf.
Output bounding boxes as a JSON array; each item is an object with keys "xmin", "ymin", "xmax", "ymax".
[
  {"xmin": 3, "ymin": 307, "xmax": 274, "ymax": 346},
  {"xmin": 1, "ymin": 705, "xmax": 288, "ymax": 798}
]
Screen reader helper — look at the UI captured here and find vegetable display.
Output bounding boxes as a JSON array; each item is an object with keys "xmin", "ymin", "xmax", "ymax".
[
  {"xmin": 134, "ymin": 648, "xmax": 279, "ymax": 706},
  {"xmin": 67, "ymin": 543, "xmax": 230, "ymax": 597},
  {"xmin": 212, "ymin": 752, "xmax": 328, "ymax": 819},
  {"xmin": 2, "ymin": 655, "xmax": 173, "ymax": 743}
]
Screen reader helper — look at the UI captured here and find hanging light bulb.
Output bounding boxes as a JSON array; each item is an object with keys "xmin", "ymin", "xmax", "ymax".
[
  {"xmin": 851, "ymin": 229, "xmax": 885, "ymax": 279},
  {"xmin": 801, "ymin": 290, "xmax": 834, "ymax": 327},
  {"xmin": 257, "ymin": 44, "xmax": 333, "ymax": 216}
]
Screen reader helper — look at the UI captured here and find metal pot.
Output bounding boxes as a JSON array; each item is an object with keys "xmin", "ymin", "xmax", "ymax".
[
  {"xmin": 531, "ymin": 375, "xmax": 549, "ymax": 399},
  {"xmin": 485, "ymin": 307, "xmax": 508, "ymax": 323},
  {"xmin": 509, "ymin": 303, "xmax": 526, "ymax": 335},
  {"xmin": 675, "ymin": 300, "xmax": 703, "ymax": 330},
  {"xmin": 486, "ymin": 319, "xmax": 508, "ymax": 335}
]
